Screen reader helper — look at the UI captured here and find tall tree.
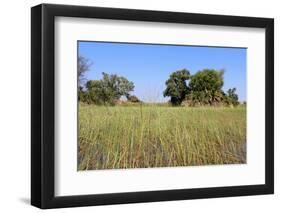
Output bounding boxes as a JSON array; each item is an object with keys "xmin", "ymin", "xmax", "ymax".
[
  {"xmin": 163, "ymin": 69, "xmax": 190, "ymax": 105},
  {"xmin": 85, "ymin": 72, "xmax": 134, "ymax": 105},
  {"xmin": 187, "ymin": 69, "xmax": 225, "ymax": 105},
  {"xmin": 225, "ymin": 87, "xmax": 239, "ymax": 106},
  {"xmin": 78, "ymin": 56, "xmax": 92, "ymax": 87},
  {"xmin": 101, "ymin": 72, "xmax": 134, "ymax": 100}
]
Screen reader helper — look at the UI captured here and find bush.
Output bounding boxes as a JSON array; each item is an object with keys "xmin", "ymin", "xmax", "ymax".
[{"xmin": 127, "ymin": 95, "xmax": 141, "ymax": 103}]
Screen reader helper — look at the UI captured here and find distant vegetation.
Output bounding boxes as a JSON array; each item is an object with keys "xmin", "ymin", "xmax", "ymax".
[
  {"xmin": 78, "ymin": 56, "xmax": 240, "ymax": 107},
  {"xmin": 79, "ymin": 72, "xmax": 135, "ymax": 105},
  {"xmin": 164, "ymin": 69, "xmax": 239, "ymax": 106}
]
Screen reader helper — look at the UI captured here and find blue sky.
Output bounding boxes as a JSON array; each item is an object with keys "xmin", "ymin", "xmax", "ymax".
[{"xmin": 78, "ymin": 41, "xmax": 246, "ymax": 102}]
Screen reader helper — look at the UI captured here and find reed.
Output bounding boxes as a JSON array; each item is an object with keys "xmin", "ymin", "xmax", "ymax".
[{"xmin": 78, "ymin": 104, "xmax": 246, "ymax": 170}]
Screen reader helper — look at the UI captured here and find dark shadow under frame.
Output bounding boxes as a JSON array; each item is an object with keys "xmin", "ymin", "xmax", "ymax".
[{"xmin": 31, "ymin": 3, "xmax": 274, "ymax": 209}]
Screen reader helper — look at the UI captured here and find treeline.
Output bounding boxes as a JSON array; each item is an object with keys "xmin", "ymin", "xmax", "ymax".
[
  {"xmin": 163, "ymin": 69, "xmax": 240, "ymax": 106},
  {"xmin": 78, "ymin": 56, "xmax": 140, "ymax": 105},
  {"xmin": 79, "ymin": 72, "xmax": 139, "ymax": 105},
  {"xmin": 78, "ymin": 56, "xmax": 241, "ymax": 107}
]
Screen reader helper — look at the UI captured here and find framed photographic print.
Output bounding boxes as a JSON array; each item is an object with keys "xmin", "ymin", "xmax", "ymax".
[{"xmin": 31, "ymin": 3, "xmax": 274, "ymax": 209}]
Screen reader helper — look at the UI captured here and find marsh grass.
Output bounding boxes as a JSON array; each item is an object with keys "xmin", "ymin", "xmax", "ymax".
[{"xmin": 78, "ymin": 104, "xmax": 246, "ymax": 170}]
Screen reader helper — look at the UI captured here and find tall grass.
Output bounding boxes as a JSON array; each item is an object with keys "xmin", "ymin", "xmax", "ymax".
[{"xmin": 78, "ymin": 104, "xmax": 246, "ymax": 170}]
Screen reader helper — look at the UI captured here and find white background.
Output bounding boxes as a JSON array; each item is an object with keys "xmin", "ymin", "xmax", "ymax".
[
  {"xmin": 55, "ymin": 17, "xmax": 265, "ymax": 196},
  {"xmin": 0, "ymin": 0, "xmax": 279, "ymax": 212}
]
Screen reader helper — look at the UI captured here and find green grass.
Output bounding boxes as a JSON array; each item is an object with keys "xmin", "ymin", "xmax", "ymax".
[{"xmin": 78, "ymin": 104, "xmax": 246, "ymax": 170}]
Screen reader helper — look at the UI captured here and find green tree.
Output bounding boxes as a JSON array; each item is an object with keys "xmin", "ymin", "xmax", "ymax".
[
  {"xmin": 85, "ymin": 80, "xmax": 109, "ymax": 104},
  {"xmin": 102, "ymin": 73, "xmax": 134, "ymax": 100},
  {"xmin": 84, "ymin": 72, "xmax": 134, "ymax": 105},
  {"xmin": 225, "ymin": 87, "xmax": 239, "ymax": 106},
  {"xmin": 187, "ymin": 69, "xmax": 225, "ymax": 105},
  {"xmin": 163, "ymin": 69, "xmax": 190, "ymax": 105}
]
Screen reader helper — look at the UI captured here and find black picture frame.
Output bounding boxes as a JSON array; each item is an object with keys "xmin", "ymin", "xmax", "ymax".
[{"xmin": 31, "ymin": 3, "xmax": 274, "ymax": 209}]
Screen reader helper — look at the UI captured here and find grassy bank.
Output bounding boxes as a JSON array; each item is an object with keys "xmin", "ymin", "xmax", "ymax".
[{"xmin": 78, "ymin": 104, "xmax": 246, "ymax": 170}]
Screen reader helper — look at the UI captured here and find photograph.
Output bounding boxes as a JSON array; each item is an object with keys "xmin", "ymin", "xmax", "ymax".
[
  {"xmin": 77, "ymin": 41, "xmax": 247, "ymax": 171},
  {"xmin": 28, "ymin": 2, "xmax": 275, "ymax": 209},
  {"xmin": 30, "ymin": 3, "xmax": 274, "ymax": 209}
]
